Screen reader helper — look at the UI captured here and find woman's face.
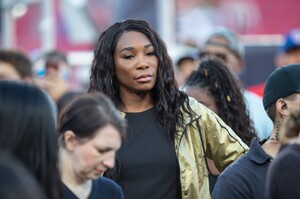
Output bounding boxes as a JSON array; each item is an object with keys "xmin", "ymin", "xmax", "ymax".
[
  {"xmin": 70, "ymin": 124, "xmax": 121, "ymax": 181},
  {"xmin": 185, "ymin": 86, "xmax": 219, "ymax": 115},
  {"xmin": 114, "ymin": 31, "xmax": 158, "ymax": 96}
]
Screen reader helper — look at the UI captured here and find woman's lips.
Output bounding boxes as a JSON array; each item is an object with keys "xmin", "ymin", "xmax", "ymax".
[
  {"xmin": 95, "ymin": 169, "xmax": 104, "ymax": 176},
  {"xmin": 135, "ymin": 74, "xmax": 153, "ymax": 83}
]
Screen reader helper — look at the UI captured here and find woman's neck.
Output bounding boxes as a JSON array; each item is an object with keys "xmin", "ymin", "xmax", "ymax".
[
  {"xmin": 120, "ymin": 91, "xmax": 154, "ymax": 112},
  {"xmin": 59, "ymin": 148, "xmax": 92, "ymax": 199}
]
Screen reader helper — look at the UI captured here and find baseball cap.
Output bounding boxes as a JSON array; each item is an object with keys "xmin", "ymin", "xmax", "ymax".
[
  {"xmin": 201, "ymin": 27, "xmax": 245, "ymax": 60},
  {"xmin": 263, "ymin": 64, "xmax": 300, "ymax": 110},
  {"xmin": 281, "ymin": 29, "xmax": 300, "ymax": 53}
]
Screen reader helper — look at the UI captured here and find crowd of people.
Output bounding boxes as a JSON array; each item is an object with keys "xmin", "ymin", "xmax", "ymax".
[{"xmin": 1, "ymin": 18, "xmax": 300, "ymax": 199}]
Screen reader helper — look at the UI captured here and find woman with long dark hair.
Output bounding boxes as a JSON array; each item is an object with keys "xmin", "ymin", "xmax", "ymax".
[{"xmin": 89, "ymin": 19, "xmax": 248, "ymax": 199}]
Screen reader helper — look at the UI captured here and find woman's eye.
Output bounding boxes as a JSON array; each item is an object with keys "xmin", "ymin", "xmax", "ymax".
[
  {"xmin": 124, "ymin": 55, "xmax": 134, "ymax": 59},
  {"xmin": 97, "ymin": 149, "xmax": 105, "ymax": 154},
  {"xmin": 146, "ymin": 52, "xmax": 155, "ymax": 56},
  {"xmin": 97, "ymin": 148, "xmax": 111, "ymax": 154}
]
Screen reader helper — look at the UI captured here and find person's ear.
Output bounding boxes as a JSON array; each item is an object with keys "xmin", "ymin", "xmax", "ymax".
[
  {"xmin": 63, "ymin": 130, "xmax": 77, "ymax": 151},
  {"xmin": 276, "ymin": 98, "xmax": 288, "ymax": 116},
  {"xmin": 282, "ymin": 101, "xmax": 287, "ymax": 110}
]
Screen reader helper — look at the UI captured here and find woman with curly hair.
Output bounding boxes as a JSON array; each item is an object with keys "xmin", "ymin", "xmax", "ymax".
[
  {"xmin": 184, "ymin": 57, "xmax": 257, "ymax": 192},
  {"xmin": 184, "ymin": 57, "xmax": 257, "ymax": 146},
  {"xmin": 88, "ymin": 19, "xmax": 248, "ymax": 199}
]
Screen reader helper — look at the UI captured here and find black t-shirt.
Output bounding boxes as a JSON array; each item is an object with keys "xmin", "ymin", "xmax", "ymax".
[
  {"xmin": 61, "ymin": 177, "xmax": 124, "ymax": 199},
  {"xmin": 117, "ymin": 106, "xmax": 181, "ymax": 199}
]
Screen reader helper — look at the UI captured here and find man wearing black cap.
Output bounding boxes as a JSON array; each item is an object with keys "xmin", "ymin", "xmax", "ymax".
[
  {"xmin": 212, "ymin": 64, "xmax": 300, "ymax": 199},
  {"xmin": 264, "ymin": 64, "xmax": 300, "ymax": 199}
]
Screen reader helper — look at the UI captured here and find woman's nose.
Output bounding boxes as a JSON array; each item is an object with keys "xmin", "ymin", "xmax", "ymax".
[
  {"xmin": 102, "ymin": 153, "xmax": 115, "ymax": 169},
  {"xmin": 136, "ymin": 55, "xmax": 149, "ymax": 70}
]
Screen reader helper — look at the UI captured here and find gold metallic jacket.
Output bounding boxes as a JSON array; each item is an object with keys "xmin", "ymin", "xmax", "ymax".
[{"xmin": 176, "ymin": 98, "xmax": 249, "ymax": 199}]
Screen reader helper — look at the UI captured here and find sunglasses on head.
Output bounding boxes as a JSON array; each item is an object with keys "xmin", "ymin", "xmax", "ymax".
[{"xmin": 198, "ymin": 51, "xmax": 227, "ymax": 62}]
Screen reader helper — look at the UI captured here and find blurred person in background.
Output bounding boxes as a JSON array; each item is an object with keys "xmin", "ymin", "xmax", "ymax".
[
  {"xmin": 174, "ymin": 50, "xmax": 197, "ymax": 87},
  {"xmin": 177, "ymin": 0, "xmax": 262, "ymax": 47},
  {"xmin": 212, "ymin": 63, "xmax": 300, "ymax": 199},
  {"xmin": 58, "ymin": 93, "xmax": 126, "ymax": 199},
  {"xmin": 275, "ymin": 28, "xmax": 300, "ymax": 67},
  {"xmin": 0, "ymin": 48, "xmax": 57, "ymax": 122},
  {"xmin": 89, "ymin": 18, "xmax": 248, "ymax": 199},
  {"xmin": 0, "ymin": 49, "xmax": 33, "ymax": 82},
  {"xmin": 0, "ymin": 81, "xmax": 60, "ymax": 199},
  {"xmin": 0, "ymin": 151, "xmax": 46, "ymax": 199},
  {"xmin": 35, "ymin": 50, "xmax": 71, "ymax": 103},
  {"xmin": 266, "ymin": 109, "xmax": 300, "ymax": 199},
  {"xmin": 184, "ymin": 57, "xmax": 257, "ymax": 193},
  {"xmin": 198, "ymin": 27, "xmax": 273, "ymax": 139},
  {"xmin": 248, "ymin": 28, "xmax": 300, "ymax": 97}
]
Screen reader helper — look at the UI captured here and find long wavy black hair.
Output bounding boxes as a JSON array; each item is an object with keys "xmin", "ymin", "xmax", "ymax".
[
  {"xmin": 89, "ymin": 19, "xmax": 192, "ymax": 141},
  {"xmin": 184, "ymin": 58, "xmax": 257, "ymax": 146}
]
